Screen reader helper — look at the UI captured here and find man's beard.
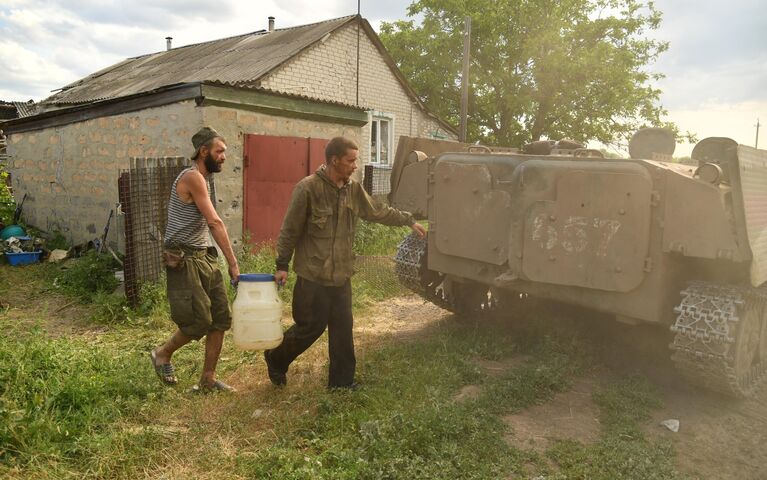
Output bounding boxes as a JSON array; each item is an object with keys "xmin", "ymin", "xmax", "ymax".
[{"xmin": 204, "ymin": 152, "xmax": 222, "ymax": 173}]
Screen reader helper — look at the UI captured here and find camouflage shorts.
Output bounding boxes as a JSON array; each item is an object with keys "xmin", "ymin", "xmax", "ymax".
[{"xmin": 165, "ymin": 246, "xmax": 231, "ymax": 340}]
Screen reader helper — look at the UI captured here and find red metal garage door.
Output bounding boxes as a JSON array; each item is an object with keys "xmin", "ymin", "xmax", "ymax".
[{"xmin": 243, "ymin": 134, "xmax": 328, "ymax": 245}]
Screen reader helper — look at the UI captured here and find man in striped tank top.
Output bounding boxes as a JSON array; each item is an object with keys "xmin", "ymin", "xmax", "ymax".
[{"xmin": 150, "ymin": 127, "xmax": 240, "ymax": 393}]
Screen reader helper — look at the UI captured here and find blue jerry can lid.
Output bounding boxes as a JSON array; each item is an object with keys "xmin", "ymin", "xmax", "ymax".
[{"xmin": 239, "ymin": 273, "xmax": 275, "ymax": 282}]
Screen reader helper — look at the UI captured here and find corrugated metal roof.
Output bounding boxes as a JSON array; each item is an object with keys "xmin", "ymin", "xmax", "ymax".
[
  {"xmin": 42, "ymin": 16, "xmax": 357, "ymax": 107},
  {"xmin": 0, "ymin": 104, "xmax": 16, "ymax": 121},
  {"xmin": 0, "ymin": 100, "xmax": 37, "ymax": 119},
  {"xmin": 13, "ymin": 101, "xmax": 37, "ymax": 118}
]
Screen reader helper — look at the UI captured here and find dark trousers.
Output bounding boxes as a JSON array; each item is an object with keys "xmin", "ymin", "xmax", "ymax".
[{"xmin": 267, "ymin": 276, "xmax": 355, "ymax": 387}]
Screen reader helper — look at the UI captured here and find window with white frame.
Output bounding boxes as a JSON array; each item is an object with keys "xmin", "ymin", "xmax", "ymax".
[{"xmin": 369, "ymin": 113, "xmax": 394, "ymax": 165}]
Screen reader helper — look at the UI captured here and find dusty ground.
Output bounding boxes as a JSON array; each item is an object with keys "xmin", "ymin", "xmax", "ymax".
[
  {"xmin": 0, "ymin": 273, "xmax": 100, "ymax": 337},
  {"xmin": 593, "ymin": 316, "xmax": 767, "ymax": 480},
  {"xmin": 3, "ymin": 284, "xmax": 766, "ymax": 479},
  {"xmin": 371, "ymin": 298, "xmax": 767, "ymax": 480},
  {"xmin": 503, "ymin": 377, "xmax": 601, "ymax": 454}
]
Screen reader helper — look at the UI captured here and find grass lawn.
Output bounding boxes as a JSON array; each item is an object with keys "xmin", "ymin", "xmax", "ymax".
[{"xmin": 0, "ymin": 222, "xmax": 688, "ymax": 479}]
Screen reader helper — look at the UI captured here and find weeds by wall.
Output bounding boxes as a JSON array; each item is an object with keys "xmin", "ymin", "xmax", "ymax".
[{"xmin": 53, "ymin": 251, "xmax": 121, "ymax": 302}]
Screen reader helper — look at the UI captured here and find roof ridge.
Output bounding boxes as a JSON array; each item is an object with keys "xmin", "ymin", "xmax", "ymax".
[
  {"xmin": 127, "ymin": 30, "xmax": 268, "ymax": 60},
  {"xmin": 271, "ymin": 14, "xmax": 358, "ymax": 32},
  {"xmin": 128, "ymin": 14, "xmax": 358, "ymax": 60}
]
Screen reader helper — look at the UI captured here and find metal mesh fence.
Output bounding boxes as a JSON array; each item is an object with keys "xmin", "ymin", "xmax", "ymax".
[
  {"xmin": 356, "ymin": 165, "xmax": 410, "ymax": 296},
  {"xmin": 0, "ymin": 132, "xmax": 10, "ymax": 195},
  {"xmin": 357, "ymin": 165, "xmax": 407, "ymax": 295},
  {"xmin": 352, "ymin": 254, "xmax": 407, "ymax": 298},
  {"xmin": 119, "ymin": 157, "xmax": 190, "ymax": 306},
  {"xmin": 363, "ymin": 164, "xmax": 393, "ymax": 196},
  {"xmin": 0, "ymin": 132, "xmax": 8, "ymax": 166}
]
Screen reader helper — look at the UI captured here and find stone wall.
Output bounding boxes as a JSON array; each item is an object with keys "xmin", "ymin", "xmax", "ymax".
[
  {"xmin": 260, "ymin": 22, "xmax": 456, "ymax": 164},
  {"xmin": 6, "ymin": 101, "xmax": 201, "ymax": 246}
]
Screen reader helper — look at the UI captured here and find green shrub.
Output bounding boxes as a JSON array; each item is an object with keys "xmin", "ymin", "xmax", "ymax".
[
  {"xmin": 87, "ymin": 274, "xmax": 174, "ymax": 325},
  {"xmin": 133, "ymin": 278, "xmax": 168, "ymax": 316},
  {"xmin": 238, "ymin": 242, "xmax": 280, "ymax": 276},
  {"xmin": 237, "ymin": 242, "xmax": 295, "ymax": 304},
  {"xmin": 0, "ymin": 165, "xmax": 14, "ymax": 226},
  {"xmin": 353, "ymin": 220, "xmax": 412, "ymax": 256},
  {"xmin": 53, "ymin": 251, "xmax": 121, "ymax": 302},
  {"xmin": 88, "ymin": 291, "xmax": 130, "ymax": 324},
  {"xmin": 46, "ymin": 231, "xmax": 70, "ymax": 251},
  {"xmin": 118, "ymin": 279, "xmax": 170, "ymax": 328}
]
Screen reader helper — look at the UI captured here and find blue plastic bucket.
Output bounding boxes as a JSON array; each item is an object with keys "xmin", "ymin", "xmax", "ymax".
[{"xmin": 5, "ymin": 251, "xmax": 42, "ymax": 266}]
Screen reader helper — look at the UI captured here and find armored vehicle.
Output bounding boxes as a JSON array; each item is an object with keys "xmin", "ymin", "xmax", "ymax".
[{"xmin": 390, "ymin": 131, "xmax": 767, "ymax": 397}]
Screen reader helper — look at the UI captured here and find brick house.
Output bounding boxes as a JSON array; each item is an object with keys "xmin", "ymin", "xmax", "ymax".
[{"xmin": 1, "ymin": 15, "xmax": 456, "ymax": 247}]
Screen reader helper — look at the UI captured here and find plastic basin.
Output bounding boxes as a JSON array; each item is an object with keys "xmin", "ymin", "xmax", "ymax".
[{"xmin": 5, "ymin": 251, "xmax": 42, "ymax": 266}]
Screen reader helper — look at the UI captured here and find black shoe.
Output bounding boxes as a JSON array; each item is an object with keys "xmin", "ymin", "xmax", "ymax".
[
  {"xmin": 328, "ymin": 381, "xmax": 361, "ymax": 392},
  {"xmin": 264, "ymin": 350, "xmax": 286, "ymax": 386}
]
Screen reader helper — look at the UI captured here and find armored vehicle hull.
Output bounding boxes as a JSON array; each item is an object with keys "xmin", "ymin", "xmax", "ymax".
[{"xmin": 391, "ymin": 136, "xmax": 767, "ymax": 397}]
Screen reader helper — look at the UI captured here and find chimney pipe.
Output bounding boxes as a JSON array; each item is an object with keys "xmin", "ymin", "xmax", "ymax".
[
  {"xmin": 165, "ymin": 36, "xmax": 173, "ymax": 51},
  {"xmin": 268, "ymin": 16, "xmax": 275, "ymax": 32}
]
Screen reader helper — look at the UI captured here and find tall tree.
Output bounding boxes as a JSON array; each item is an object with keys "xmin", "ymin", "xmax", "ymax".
[{"xmin": 380, "ymin": 0, "xmax": 677, "ymax": 148}]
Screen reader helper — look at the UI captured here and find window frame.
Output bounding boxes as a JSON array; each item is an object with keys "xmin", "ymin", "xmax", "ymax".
[{"xmin": 368, "ymin": 111, "xmax": 395, "ymax": 166}]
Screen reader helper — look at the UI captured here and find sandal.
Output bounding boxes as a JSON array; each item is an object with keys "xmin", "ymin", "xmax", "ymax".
[
  {"xmin": 190, "ymin": 380, "xmax": 237, "ymax": 394},
  {"xmin": 150, "ymin": 349, "xmax": 178, "ymax": 385}
]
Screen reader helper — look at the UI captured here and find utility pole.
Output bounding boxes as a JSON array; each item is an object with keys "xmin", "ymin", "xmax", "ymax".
[
  {"xmin": 459, "ymin": 16, "xmax": 471, "ymax": 143},
  {"xmin": 756, "ymin": 118, "xmax": 761, "ymax": 149},
  {"xmin": 356, "ymin": 0, "xmax": 361, "ymax": 107}
]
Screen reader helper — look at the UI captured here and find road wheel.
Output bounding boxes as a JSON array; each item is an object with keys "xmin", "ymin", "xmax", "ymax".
[
  {"xmin": 450, "ymin": 280, "xmax": 492, "ymax": 316},
  {"xmin": 733, "ymin": 297, "xmax": 763, "ymax": 391}
]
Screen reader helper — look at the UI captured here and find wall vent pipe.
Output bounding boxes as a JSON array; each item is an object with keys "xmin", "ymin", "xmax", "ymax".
[
  {"xmin": 165, "ymin": 37, "xmax": 173, "ymax": 51},
  {"xmin": 268, "ymin": 16, "xmax": 275, "ymax": 32}
]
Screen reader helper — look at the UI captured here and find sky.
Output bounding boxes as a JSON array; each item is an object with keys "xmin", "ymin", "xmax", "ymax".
[{"xmin": 1, "ymin": 0, "xmax": 765, "ymax": 156}]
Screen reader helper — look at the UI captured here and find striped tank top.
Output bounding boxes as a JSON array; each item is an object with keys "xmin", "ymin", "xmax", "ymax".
[{"xmin": 164, "ymin": 167, "xmax": 210, "ymax": 248}]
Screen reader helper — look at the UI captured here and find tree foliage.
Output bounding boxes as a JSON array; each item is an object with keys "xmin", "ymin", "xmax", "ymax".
[
  {"xmin": 0, "ymin": 164, "xmax": 14, "ymax": 225},
  {"xmin": 380, "ymin": 0, "xmax": 678, "ymax": 148}
]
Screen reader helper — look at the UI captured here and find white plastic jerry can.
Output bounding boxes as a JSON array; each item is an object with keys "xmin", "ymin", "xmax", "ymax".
[{"xmin": 232, "ymin": 274, "xmax": 284, "ymax": 350}]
